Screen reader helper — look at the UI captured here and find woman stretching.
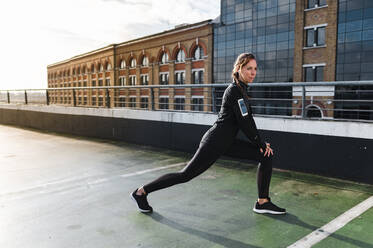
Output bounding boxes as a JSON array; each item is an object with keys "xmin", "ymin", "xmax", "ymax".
[{"xmin": 131, "ymin": 53, "xmax": 286, "ymax": 215}]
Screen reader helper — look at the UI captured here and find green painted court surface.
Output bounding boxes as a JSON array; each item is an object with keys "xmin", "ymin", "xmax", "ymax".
[{"xmin": 0, "ymin": 124, "xmax": 372, "ymax": 248}]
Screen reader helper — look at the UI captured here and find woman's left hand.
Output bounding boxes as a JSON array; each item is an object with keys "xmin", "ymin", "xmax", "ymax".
[{"xmin": 260, "ymin": 143, "xmax": 273, "ymax": 157}]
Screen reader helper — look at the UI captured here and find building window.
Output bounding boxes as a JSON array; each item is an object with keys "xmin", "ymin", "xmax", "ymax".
[
  {"xmin": 92, "ymin": 96, "xmax": 97, "ymax": 106},
  {"xmin": 98, "ymin": 96, "xmax": 103, "ymax": 106},
  {"xmin": 129, "ymin": 75, "xmax": 136, "ymax": 85},
  {"xmin": 98, "ymin": 79, "xmax": 103, "ymax": 86},
  {"xmin": 193, "ymin": 46, "xmax": 204, "ymax": 60},
  {"xmin": 303, "ymin": 65, "xmax": 324, "ymax": 82},
  {"xmin": 92, "ymin": 80, "xmax": 96, "ymax": 87},
  {"xmin": 120, "ymin": 60, "xmax": 126, "ymax": 69},
  {"xmin": 161, "ymin": 52, "xmax": 169, "ymax": 64},
  {"xmin": 159, "ymin": 73, "xmax": 169, "ymax": 85},
  {"xmin": 159, "ymin": 97, "xmax": 169, "ymax": 109},
  {"xmin": 83, "ymin": 96, "xmax": 87, "ymax": 105},
  {"xmin": 105, "ymin": 78, "xmax": 110, "ymax": 86},
  {"xmin": 119, "ymin": 77, "xmax": 126, "ymax": 86},
  {"xmin": 306, "ymin": 26, "xmax": 326, "ymax": 47},
  {"xmin": 130, "ymin": 58, "xmax": 136, "ymax": 68},
  {"xmin": 175, "ymin": 71, "xmax": 185, "ymax": 84},
  {"xmin": 140, "ymin": 74, "xmax": 149, "ymax": 85},
  {"xmin": 129, "ymin": 97, "xmax": 136, "ymax": 108},
  {"xmin": 99, "ymin": 64, "xmax": 104, "ymax": 72},
  {"xmin": 192, "ymin": 97, "xmax": 204, "ymax": 111},
  {"xmin": 142, "ymin": 56, "xmax": 149, "ymax": 67},
  {"xmin": 91, "ymin": 64, "xmax": 95, "ymax": 73},
  {"xmin": 118, "ymin": 96, "xmax": 126, "ymax": 107},
  {"xmin": 106, "ymin": 63, "xmax": 111, "ymax": 71},
  {"xmin": 192, "ymin": 70, "xmax": 204, "ymax": 84},
  {"xmin": 307, "ymin": 0, "xmax": 327, "ymax": 9},
  {"xmin": 140, "ymin": 97, "xmax": 148, "ymax": 109},
  {"xmin": 174, "ymin": 97, "xmax": 185, "ymax": 110},
  {"xmin": 176, "ymin": 50, "xmax": 186, "ymax": 63},
  {"xmin": 83, "ymin": 81, "xmax": 87, "ymax": 87}
]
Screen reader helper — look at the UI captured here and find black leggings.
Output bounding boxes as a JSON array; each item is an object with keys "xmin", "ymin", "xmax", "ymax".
[{"xmin": 143, "ymin": 141, "xmax": 273, "ymax": 199}]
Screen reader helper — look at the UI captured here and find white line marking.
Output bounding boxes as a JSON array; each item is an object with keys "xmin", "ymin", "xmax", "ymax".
[
  {"xmin": 120, "ymin": 162, "xmax": 185, "ymax": 178},
  {"xmin": 287, "ymin": 195, "xmax": 373, "ymax": 248},
  {"xmin": 0, "ymin": 162, "xmax": 186, "ymax": 198}
]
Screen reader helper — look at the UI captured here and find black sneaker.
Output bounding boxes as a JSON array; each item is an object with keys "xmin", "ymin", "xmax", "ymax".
[
  {"xmin": 253, "ymin": 199, "xmax": 286, "ymax": 215},
  {"xmin": 130, "ymin": 189, "xmax": 153, "ymax": 213}
]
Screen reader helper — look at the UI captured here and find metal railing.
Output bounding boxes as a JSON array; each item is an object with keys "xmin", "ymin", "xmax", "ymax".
[{"xmin": 1, "ymin": 81, "xmax": 373, "ymax": 122}]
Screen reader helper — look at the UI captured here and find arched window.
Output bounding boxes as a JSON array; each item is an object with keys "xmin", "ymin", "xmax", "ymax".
[
  {"xmin": 120, "ymin": 60, "xmax": 126, "ymax": 69},
  {"xmin": 161, "ymin": 52, "xmax": 169, "ymax": 64},
  {"xmin": 176, "ymin": 50, "xmax": 185, "ymax": 63},
  {"xmin": 82, "ymin": 66, "xmax": 86, "ymax": 74},
  {"xmin": 142, "ymin": 56, "xmax": 149, "ymax": 67},
  {"xmin": 306, "ymin": 106, "xmax": 322, "ymax": 118},
  {"xmin": 77, "ymin": 67, "xmax": 81, "ymax": 75},
  {"xmin": 91, "ymin": 64, "xmax": 95, "ymax": 73},
  {"xmin": 106, "ymin": 63, "xmax": 111, "ymax": 71},
  {"xmin": 193, "ymin": 46, "xmax": 204, "ymax": 60},
  {"xmin": 130, "ymin": 58, "xmax": 136, "ymax": 68}
]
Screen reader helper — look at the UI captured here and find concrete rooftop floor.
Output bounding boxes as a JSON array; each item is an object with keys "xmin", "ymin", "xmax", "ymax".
[{"xmin": 0, "ymin": 124, "xmax": 372, "ymax": 248}]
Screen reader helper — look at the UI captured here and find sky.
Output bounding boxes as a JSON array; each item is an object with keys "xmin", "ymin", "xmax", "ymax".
[{"xmin": 0, "ymin": 0, "xmax": 220, "ymax": 90}]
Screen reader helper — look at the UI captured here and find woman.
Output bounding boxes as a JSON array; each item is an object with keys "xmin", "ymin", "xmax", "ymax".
[{"xmin": 131, "ymin": 53, "xmax": 285, "ymax": 215}]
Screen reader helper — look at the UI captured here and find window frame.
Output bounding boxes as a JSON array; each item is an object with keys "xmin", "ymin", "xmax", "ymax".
[
  {"xmin": 160, "ymin": 52, "xmax": 169, "ymax": 64},
  {"xmin": 119, "ymin": 76, "xmax": 126, "ymax": 86},
  {"xmin": 120, "ymin": 60, "xmax": 126, "ymax": 69},
  {"xmin": 304, "ymin": 24, "xmax": 327, "ymax": 48},
  {"xmin": 142, "ymin": 56, "xmax": 149, "ymax": 67},
  {"xmin": 130, "ymin": 58, "xmax": 137, "ymax": 68},
  {"xmin": 140, "ymin": 74, "xmax": 149, "ymax": 85},
  {"xmin": 305, "ymin": 0, "xmax": 328, "ymax": 11},
  {"xmin": 140, "ymin": 96, "xmax": 149, "ymax": 109},
  {"xmin": 174, "ymin": 70, "xmax": 185, "ymax": 85},
  {"xmin": 174, "ymin": 95, "xmax": 185, "ymax": 110},
  {"xmin": 191, "ymin": 96, "xmax": 204, "ymax": 111},
  {"xmin": 159, "ymin": 72, "xmax": 169, "ymax": 85},
  {"xmin": 175, "ymin": 50, "xmax": 186, "ymax": 63},
  {"xmin": 129, "ymin": 75, "xmax": 137, "ymax": 86},
  {"xmin": 159, "ymin": 96, "xmax": 169, "ymax": 110},
  {"xmin": 129, "ymin": 96, "xmax": 137, "ymax": 108},
  {"xmin": 303, "ymin": 63, "xmax": 326, "ymax": 82},
  {"xmin": 193, "ymin": 46, "xmax": 204, "ymax": 61},
  {"xmin": 192, "ymin": 69, "xmax": 205, "ymax": 84}
]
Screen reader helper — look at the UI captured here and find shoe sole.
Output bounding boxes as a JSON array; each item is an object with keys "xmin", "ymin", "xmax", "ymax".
[
  {"xmin": 130, "ymin": 193, "xmax": 152, "ymax": 213},
  {"xmin": 253, "ymin": 208, "xmax": 286, "ymax": 215}
]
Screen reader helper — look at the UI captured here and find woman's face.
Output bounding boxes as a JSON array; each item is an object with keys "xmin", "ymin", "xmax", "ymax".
[{"xmin": 239, "ymin": 59, "xmax": 257, "ymax": 84}]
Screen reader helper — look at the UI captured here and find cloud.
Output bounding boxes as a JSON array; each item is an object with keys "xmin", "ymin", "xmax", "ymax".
[
  {"xmin": 0, "ymin": 0, "xmax": 220, "ymax": 89},
  {"xmin": 100, "ymin": 0, "xmax": 151, "ymax": 6}
]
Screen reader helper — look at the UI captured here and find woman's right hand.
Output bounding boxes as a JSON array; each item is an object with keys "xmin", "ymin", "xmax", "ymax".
[{"xmin": 260, "ymin": 143, "xmax": 273, "ymax": 157}]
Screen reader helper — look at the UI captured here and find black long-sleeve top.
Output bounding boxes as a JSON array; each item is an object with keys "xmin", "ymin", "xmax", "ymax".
[{"xmin": 200, "ymin": 80, "xmax": 267, "ymax": 153}]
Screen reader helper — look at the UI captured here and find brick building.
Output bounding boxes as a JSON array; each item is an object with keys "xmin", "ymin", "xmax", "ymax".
[{"xmin": 47, "ymin": 20, "xmax": 213, "ymax": 111}]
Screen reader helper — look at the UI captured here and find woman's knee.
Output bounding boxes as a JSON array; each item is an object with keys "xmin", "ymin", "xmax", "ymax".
[{"xmin": 177, "ymin": 171, "xmax": 195, "ymax": 183}]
